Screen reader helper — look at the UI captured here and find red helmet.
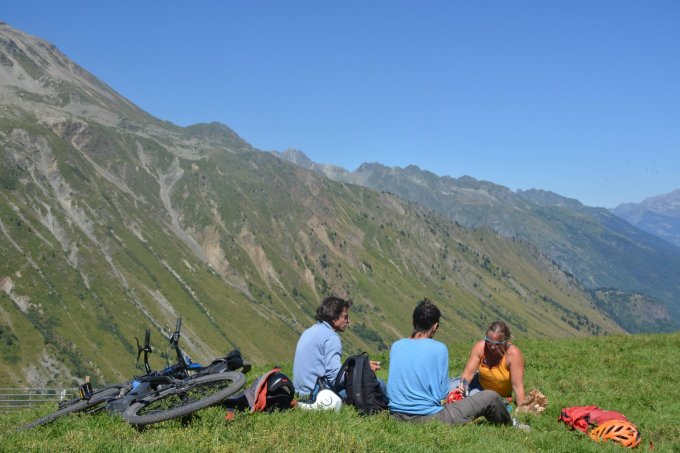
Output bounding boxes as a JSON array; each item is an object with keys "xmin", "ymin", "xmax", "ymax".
[{"xmin": 588, "ymin": 420, "xmax": 641, "ymax": 449}]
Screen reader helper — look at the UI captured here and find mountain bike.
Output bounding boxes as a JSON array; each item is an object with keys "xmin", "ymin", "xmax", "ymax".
[{"xmin": 20, "ymin": 318, "xmax": 247, "ymax": 429}]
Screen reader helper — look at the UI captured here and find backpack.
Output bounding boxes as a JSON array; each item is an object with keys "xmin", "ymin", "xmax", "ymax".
[
  {"xmin": 334, "ymin": 353, "xmax": 388, "ymax": 415},
  {"xmin": 558, "ymin": 405, "xmax": 630, "ymax": 433},
  {"xmin": 223, "ymin": 367, "xmax": 295, "ymax": 419},
  {"xmin": 199, "ymin": 349, "xmax": 252, "ymax": 376}
]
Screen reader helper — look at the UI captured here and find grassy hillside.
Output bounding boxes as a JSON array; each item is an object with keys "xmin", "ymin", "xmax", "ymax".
[
  {"xmin": 3, "ymin": 332, "xmax": 679, "ymax": 452},
  {"xmin": 285, "ymin": 157, "xmax": 680, "ymax": 329},
  {"xmin": 0, "ymin": 112, "xmax": 624, "ymax": 387}
]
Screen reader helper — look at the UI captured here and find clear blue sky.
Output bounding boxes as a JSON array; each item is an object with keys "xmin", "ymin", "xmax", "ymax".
[{"xmin": 4, "ymin": 1, "xmax": 679, "ymax": 208}]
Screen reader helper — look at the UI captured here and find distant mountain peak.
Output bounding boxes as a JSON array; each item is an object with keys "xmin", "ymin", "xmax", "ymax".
[
  {"xmin": 355, "ymin": 162, "xmax": 388, "ymax": 172},
  {"xmin": 184, "ymin": 122, "xmax": 252, "ymax": 150},
  {"xmin": 613, "ymin": 189, "xmax": 680, "ymax": 248},
  {"xmin": 276, "ymin": 148, "xmax": 315, "ymax": 168},
  {"xmin": 0, "ymin": 22, "xmax": 152, "ymax": 125},
  {"xmin": 273, "ymin": 148, "xmax": 349, "ymax": 178},
  {"xmin": 516, "ymin": 189, "xmax": 584, "ymax": 208}
]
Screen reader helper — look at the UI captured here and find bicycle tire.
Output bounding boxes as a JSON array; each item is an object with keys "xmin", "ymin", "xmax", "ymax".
[
  {"xmin": 121, "ymin": 371, "xmax": 245, "ymax": 426},
  {"xmin": 18, "ymin": 385, "xmax": 124, "ymax": 430}
]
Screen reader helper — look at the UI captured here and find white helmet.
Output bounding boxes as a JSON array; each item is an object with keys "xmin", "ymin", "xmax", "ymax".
[{"xmin": 297, "ymin": 389, "xmax": 342, "ymax": 412}]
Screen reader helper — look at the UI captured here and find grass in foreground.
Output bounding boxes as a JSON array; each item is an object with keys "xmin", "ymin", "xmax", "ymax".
[{"xmin": 1, "ymin": 332, "xmax": 679, "ymax": 452}]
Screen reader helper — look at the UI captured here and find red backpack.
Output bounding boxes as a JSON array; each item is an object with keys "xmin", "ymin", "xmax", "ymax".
[
  {"xmin": 558, "ymin": 405, "xmax": 630, "ymax": 433},
  {"xmin": 223, "ymin": 367, "xmax": 295, "ymax": 420}
]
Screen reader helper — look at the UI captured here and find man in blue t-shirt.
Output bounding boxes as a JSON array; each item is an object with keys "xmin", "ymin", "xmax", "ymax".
[{"xmin": 387, "ymin": 299, "xmax": 511, "ymax": 425}]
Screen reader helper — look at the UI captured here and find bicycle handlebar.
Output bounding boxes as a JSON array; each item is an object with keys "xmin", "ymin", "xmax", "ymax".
[
  {"xmin": 143, "ymin": 329, "xmax": 152, "ymax": 374},
  {"xmin": 174, "ymin": 318, "xmax": 191, "ymax": 371},
  {"xmin": 135, "ymin": 328, "xmax": 153, "ymax": 375},
  {"xmin": 170, "ymin": 318, "xmax": 181, "ymax": 348},
  {"xmin": 134, "ymin": 318, "xmax": 192, "ymax": 380}
]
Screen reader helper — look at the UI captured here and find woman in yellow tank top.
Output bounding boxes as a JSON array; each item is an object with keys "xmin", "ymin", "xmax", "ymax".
[{"xmin": 455, "ymin": 321, "xmax": 525, "ymax": 406}]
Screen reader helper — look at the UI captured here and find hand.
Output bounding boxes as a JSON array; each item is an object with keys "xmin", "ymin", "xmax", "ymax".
[{"xmin": 369, "ymin": 360, "xmax": 381, "ymax": 371}]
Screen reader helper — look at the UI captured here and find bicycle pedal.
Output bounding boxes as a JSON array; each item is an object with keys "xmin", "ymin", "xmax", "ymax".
[{"xmin": 79, "ymin": 382, "xmax": 94, "ymax": 399}]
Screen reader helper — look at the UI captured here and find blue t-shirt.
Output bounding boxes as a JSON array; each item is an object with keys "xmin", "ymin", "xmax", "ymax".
[
  {"xmin": 292, "ymin": 321, "xmax": 342, "ymax": 395},
  {"xmin": 387, "ymin": 338, "xmax": 449, "ymax": 415}
]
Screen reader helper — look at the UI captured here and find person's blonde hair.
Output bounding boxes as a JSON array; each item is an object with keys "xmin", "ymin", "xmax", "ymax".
[{"xmin": 487, "ymin": 321, "xmax": 511, "ymax": 341}]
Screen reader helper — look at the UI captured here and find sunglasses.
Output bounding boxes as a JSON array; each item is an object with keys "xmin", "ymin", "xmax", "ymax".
[{"xmin": 484, "ymin": 336, "xmax": 507, "ymax": 346}]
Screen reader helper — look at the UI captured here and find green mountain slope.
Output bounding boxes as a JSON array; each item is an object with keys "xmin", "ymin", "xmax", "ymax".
[
  {"xmin": 275, "ymin": 151, "xmax": 680, "ymax": 329},
  {"xmin": 0, "ymin": 23, "xmax": 625, "ymax": 387}
]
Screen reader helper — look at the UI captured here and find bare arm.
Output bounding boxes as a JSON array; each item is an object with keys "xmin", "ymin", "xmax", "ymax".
[
  {"xmin": 458, "ymin": 341, "xmax": 484, "ymax": 389},
  {"xmin": 506, "ymin": 345, "xmax": 525, "ymax": 405}
]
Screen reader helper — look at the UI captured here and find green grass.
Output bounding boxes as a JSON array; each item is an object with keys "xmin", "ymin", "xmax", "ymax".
[{"xmin": 2, "ymin": 333, "xmax": 678, "ymax": 452}]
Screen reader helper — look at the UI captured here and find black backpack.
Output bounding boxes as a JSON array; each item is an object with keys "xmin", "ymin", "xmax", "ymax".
[
  {"xmin": 198, "ymin": 349, "xmax": 252, "ymax": 376},
  {"xmin": 334, "ymin": 353, "xmax": 388, "ymax": 415}
]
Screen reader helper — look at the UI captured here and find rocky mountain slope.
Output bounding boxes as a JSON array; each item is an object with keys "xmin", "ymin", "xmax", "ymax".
[
  {"xmin": 275, "ymin": 149, "xmax": 680, "ymax": 328},
  {"xmin": 613, "ymin": 189, "xmax": 680, "ymax": 248},
  {"xmin": 0, "ymin": 23, "xmax": 651, "ymax": 386}
]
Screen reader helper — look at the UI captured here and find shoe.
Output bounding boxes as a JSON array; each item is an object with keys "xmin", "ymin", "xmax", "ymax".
[
  {"xmin": 512, "ymin": 418, "xmax": 532, "ymax": 432},
  {"xmin": 297, "ymin": 389, "xmax": 342, "ymax": 412}
]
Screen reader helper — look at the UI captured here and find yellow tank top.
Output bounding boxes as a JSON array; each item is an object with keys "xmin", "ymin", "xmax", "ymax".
[{"xmin": 478, "ymin": 354, "xmax": 512, "ymax": 397}]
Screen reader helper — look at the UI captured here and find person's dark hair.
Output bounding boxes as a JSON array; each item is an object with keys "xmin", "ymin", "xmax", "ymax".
[
  {"xmin": 315, "ymin": 296, "xmax": 353, "ymax": 324},
  {"xmin": 412, "ymin": 298, "xmax": 440, "ymax": 334},
  {"xmin": 487, "ymin": 320, "xmax": 511, "ymax": 341}
]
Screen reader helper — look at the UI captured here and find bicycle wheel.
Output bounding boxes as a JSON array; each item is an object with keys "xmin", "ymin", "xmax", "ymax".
[
  {"xmin": 121, "ymin": 371, "xmax": 245, "ymax": 426},
  {"xmin": 18, "ymin": 385, "xmax": 124, "ymax": 430}
]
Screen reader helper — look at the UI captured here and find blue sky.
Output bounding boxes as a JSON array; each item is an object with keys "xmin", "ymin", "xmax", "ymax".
[{"xmin": 4, "ymin": 1, "xmax": 679, "ymax": 208}]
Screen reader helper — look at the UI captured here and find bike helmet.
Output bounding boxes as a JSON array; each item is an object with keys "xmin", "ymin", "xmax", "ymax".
[
  {"xmin": 266, "ymin": 372, "xmax": 294, "ymax": 397},
  {"xmin": 588, "ymin": 420, "xmax": 641, "ymax": 448},
  {"xmin": 264, "ymin": 372, "xmax": 295, "ymax": 411},
  {"xmin": 298, "ymin": 389, "xmax": 342, "ymax": 412}
]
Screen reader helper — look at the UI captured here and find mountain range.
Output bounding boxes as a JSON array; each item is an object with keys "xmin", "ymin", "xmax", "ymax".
[
  {"xmin": 0, "ymin": 23, "xmax": 675, "ymax": 386},
  {"xmin": 274, "ymin": 149, "xmax": 680, "ymax": 326},
  {"xmin": 613, "ymin": 189, "xmax": 680, "ymax": 248}
]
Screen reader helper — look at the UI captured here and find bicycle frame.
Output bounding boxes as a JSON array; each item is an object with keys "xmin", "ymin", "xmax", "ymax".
[
  {"xmin": 105, "ymin": 318, "xmax": 201, "ymax": 413},
  {"xmin": 21, "ymin": 317, "xmax": 246, "ymax": 429}
]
